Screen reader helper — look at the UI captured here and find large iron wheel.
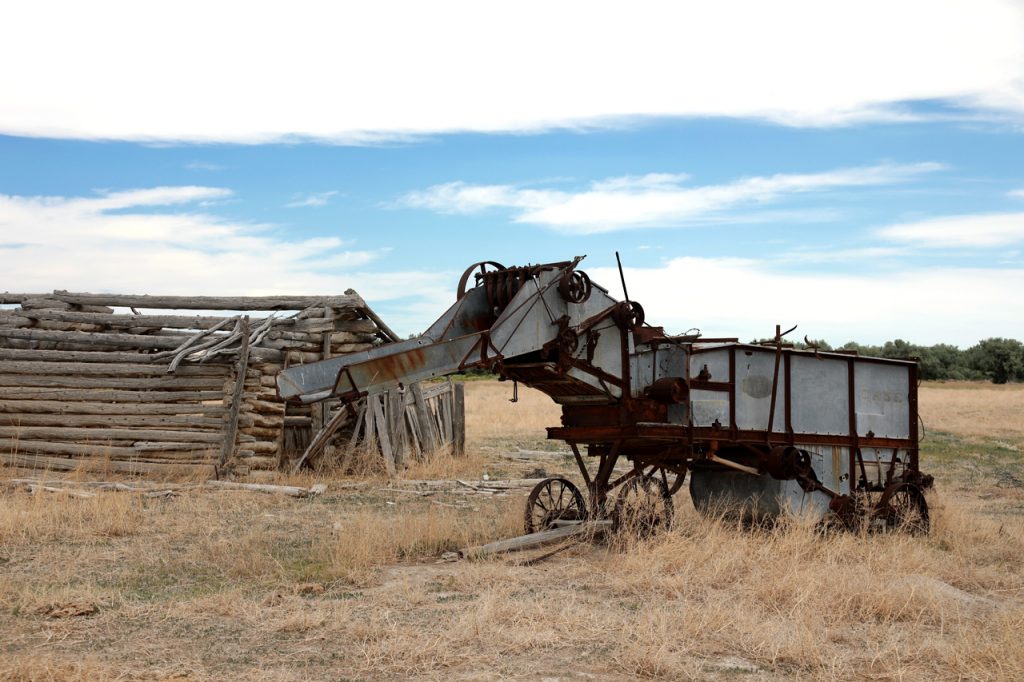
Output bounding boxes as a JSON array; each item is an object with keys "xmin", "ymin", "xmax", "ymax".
[
  {"xmin": 612, "ymin": 475, "xmax": 674, "ymax": 536},
  {"xmin": 875, "ymin": 482, "xmax": 929, "ymax": 534},
  {"xmin": 524, "ymin": 477, "xmax": 587, "ymax": 534},
  {"xmin": 456, "ymin": 261, "xmax": 505, "ymax": 300}
]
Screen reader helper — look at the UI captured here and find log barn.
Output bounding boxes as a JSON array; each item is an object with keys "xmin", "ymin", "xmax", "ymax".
[{"xmin": 0, "ymin": 290, "xmax": 463, "ymax": 479}]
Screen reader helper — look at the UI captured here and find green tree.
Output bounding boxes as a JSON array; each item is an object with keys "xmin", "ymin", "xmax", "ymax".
[{"xmin": 966, "ymin": 338, "xmax": 1024, "ymax": 384}]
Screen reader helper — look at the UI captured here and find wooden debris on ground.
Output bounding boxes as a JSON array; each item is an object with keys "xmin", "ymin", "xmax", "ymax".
[{"xmin": 445, "ymin": 520, "xmax": 613, "ymax": 561}]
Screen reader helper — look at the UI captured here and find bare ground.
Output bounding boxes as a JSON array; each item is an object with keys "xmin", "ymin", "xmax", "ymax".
[{"xmin": 1, "ymin": 381, "xmax": 1023, "ymax": 681}]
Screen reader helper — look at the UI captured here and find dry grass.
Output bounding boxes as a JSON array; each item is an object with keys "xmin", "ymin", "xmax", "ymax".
[
  {"xmin": 920, "ymin": 381, "xmax": 1024, "ymax": 440},
  {"xmin": 1, "ymin": 380, "xmax": 1023, "ymax": 680}
]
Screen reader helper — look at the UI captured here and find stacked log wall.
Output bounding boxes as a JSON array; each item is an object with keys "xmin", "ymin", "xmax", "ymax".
[{"xmin": 0, "ymin": 290, "xmax": 403, "ymax": 478}]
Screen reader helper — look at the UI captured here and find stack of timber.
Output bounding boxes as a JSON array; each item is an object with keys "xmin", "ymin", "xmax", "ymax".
[{"xmin": 0, "ymin": 290, "xmax": 461, "ymax": 479}]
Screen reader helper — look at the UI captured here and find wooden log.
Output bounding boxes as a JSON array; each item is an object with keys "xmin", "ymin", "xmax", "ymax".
[
  {"xmin": 8, "ymin": 387, "xmax": 225, "ymax": 402},
  {"xmin": 453, "ymin": 382, "xmax": 466, "ymax": 457},
  {"xmin": 0, "ymin": 328, "xmax": 185, "ymax": 349},
  {"xmin": 0, "ymin": 375, "xmax": 227, "ymax": 390},
  {"xmin": 0, "ymin": 293, "xmax": 45, "ymax": 304},
  {"xmin": 0, "ymin": 399, "xmax": 223, "ymax": 415},
  {"xmin": 10, "ymin": 309, "xmax": 295, "ymax": 330},
  {"xmin": 49, "ymin": 291, "xmax": 366, "ymax": 312},
  {"xmin": 0, "ymin": 413, "xmax": 224, "ymax": 429},
  {"xmin": 0, "ymin": 451, "xmax": 216, "ymax": 475},
  {"xmin": 328, "ymin": 343, "xmax": 377, "ymax": 355},
  {"xmin": 410, "ymin": 383, "xmax": 438, "ymax": 454},
  {"xmin": 204, "ymin": 480, "xmax": 326, "ymax": 497},
  {"xmin": 0, "ymin": 360, "xmax": 234, "ymax": 377},
  {"xmin": 358, "ymin": 304, "xmax": 401, "ymax": 343},
  {"xmin": 0, "ymin": 347, "xmax": 281, "ymax": 364},
  {"xmin": 458, "ymin": 521, "xmax": 611, "ymax": 559},
  {"xmin": 219, "ymin": 316, "xmax": 251, "ymax": 468},
  {"xmin": 0, "ymin": 425, "xmax": 223, "ymax": 443}
]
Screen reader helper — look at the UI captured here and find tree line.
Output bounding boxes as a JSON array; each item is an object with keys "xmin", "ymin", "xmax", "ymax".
[{"xmin": 790, "ymin": 337, "xmax": 1024, "ymax": 384}]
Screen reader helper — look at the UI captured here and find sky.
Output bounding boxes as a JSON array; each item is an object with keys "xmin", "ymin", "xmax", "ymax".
[{"xmin": 2, "ymin": 1, "xmax": 1024, "ymax": 347}]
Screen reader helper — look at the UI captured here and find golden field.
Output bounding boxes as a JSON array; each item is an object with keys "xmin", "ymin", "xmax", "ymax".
[{"xmin": 0, "ymin": 380, "xmax": 1022, "ymax": 680}]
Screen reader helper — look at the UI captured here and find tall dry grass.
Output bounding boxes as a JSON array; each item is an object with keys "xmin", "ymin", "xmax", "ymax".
[
  {"xmin": 463, "ymin": 380, "xmax": 561, "ymax": 447},
  {"xmin": 920, "ymin": 381, "xmax": 1024, "ymax": 440}
]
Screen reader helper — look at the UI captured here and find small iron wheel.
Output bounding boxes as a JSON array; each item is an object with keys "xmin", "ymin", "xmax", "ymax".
[
  {"xmin": 646, "ymin": 464, "xmax": 686, "ymax": 496},
  {"xmin": 876, "ymin": 482, "xmax": 929, "ymax": 534},
  {"xmin": 524, "ymin": 477, "xmax": 587, "ymax": 534},
  {"xmin": 612, "ymin": 475, "xmax": 674, "ymax": 536}
]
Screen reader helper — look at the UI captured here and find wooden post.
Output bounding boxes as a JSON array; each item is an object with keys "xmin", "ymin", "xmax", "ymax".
[
  {"xmin": 219, "ymin": 315, "xmax": 251, "ymax": 472},
  {"xmin": 453, "ymin": 381, "xmax": 466, "ymax": 457}
]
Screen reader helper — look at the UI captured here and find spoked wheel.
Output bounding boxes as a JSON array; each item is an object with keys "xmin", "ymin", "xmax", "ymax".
[
  {"xmin": 524, "ymin": 477, "xmax": 588, "ymax": 534},
  {"xmin": 612, "ymin": 475, "xmax": 674, "ymax": 536},
  {"xmin": 875, "ymin": 483, "xmax": 929, "ymax": 534},
  {"xmin": 646, "ymin": 464, "xmax": 687, "ymax": 496}
]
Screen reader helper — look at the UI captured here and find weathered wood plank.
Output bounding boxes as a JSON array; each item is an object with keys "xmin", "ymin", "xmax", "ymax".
[
  {"xmin": 370, "ymin": 394, "xmax": 395, "ymax": 474},
  {"xmin": 410, "ymin": 383, "xmax": 439, "ymax": 455},
  {"xmin": 453, "ymin": 381, "xmax": 466, "ymax": 457},
  {"xmin": 292, "ymin": 403, "xmax": 351, "ymax": 472}
]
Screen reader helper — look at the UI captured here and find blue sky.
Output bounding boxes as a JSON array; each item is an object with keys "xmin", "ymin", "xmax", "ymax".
[{"xmin": 2, "ymin": 2, "xmax": 1024, "ymax": 346}]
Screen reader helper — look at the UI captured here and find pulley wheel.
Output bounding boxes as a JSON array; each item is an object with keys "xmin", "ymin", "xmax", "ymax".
[{"xmin": 457, "ymin": 261, "xmax": 506, "ymax": 300}]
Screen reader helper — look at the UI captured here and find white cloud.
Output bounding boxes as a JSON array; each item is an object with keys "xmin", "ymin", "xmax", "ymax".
[
  {"xmin": 586, "ymin": 257, "xmax": 1024, "ymax": 346},
  {"xmin": 877, "ymin": 212, "xmax": 1024, "ymax": 247},
  {"xmin": 286, "ymin": 191, "xmax": 339, "ymax": 208},
  {"xmin": 0, "ymin": 188, "xmax": 449, "ymax": 327},
  {"xmin": 0, "ymin": 2, "xmax": 1022, "ymax": 142},
  {"xmin": 1009, "ymin": 188, "xmax": 1024, "ymax": 200},
  {"xmin": 185, "ymin": 161, "xmax": 225, "ymax": 172},
  {"xmin": 400, "ymin": 162, "xmax": 944, "ymax": 232}
]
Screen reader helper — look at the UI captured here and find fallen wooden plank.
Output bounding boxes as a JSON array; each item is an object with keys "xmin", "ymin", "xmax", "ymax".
[
  {"xmin": 203, "ymin": 480, "xmax": 327, "ymax": 498},
  {"xmin": 458, "ymin": 520, "xmax": 611, "ymax": 559}
]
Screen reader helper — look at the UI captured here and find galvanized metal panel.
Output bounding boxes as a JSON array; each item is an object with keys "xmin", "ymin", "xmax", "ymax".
[
  {"xmin": 690, "ymin": 469, "xmax": 831, "ymax": 522},
  {"xmin": 790, "ymin": 355, "xmax": 850, "ymax": 436},
  {"xmin": 858, "ymin": 447, "xmax": 910, "ymax": 488},
  {"xmin": 854, "ymin": 362, "xmax": 910, "ymax": 439},
  {"xmin": 690, "ymin": 389, "xmax": 730, "ymax": 427},
  {"xmin": 735, "ymin": 348, "xmax": 785, "ymax": 431},
  {"xmin": 798, "ymin": 444, "xmax": 850, "ymax": 495},
  {"xmin": 689, "ymin": 347, "xmax": 730, "ymax": 382}
]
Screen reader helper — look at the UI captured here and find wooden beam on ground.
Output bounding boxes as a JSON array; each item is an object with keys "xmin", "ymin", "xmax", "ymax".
[{"xmin": 458, "ymin": 521, "xmax": 611, "ymax": 559}]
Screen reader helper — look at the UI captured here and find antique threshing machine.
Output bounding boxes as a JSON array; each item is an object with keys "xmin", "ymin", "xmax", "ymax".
[{"xmin": 277, "ymin": 257, "xmax": 933, "ymax": 533}]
